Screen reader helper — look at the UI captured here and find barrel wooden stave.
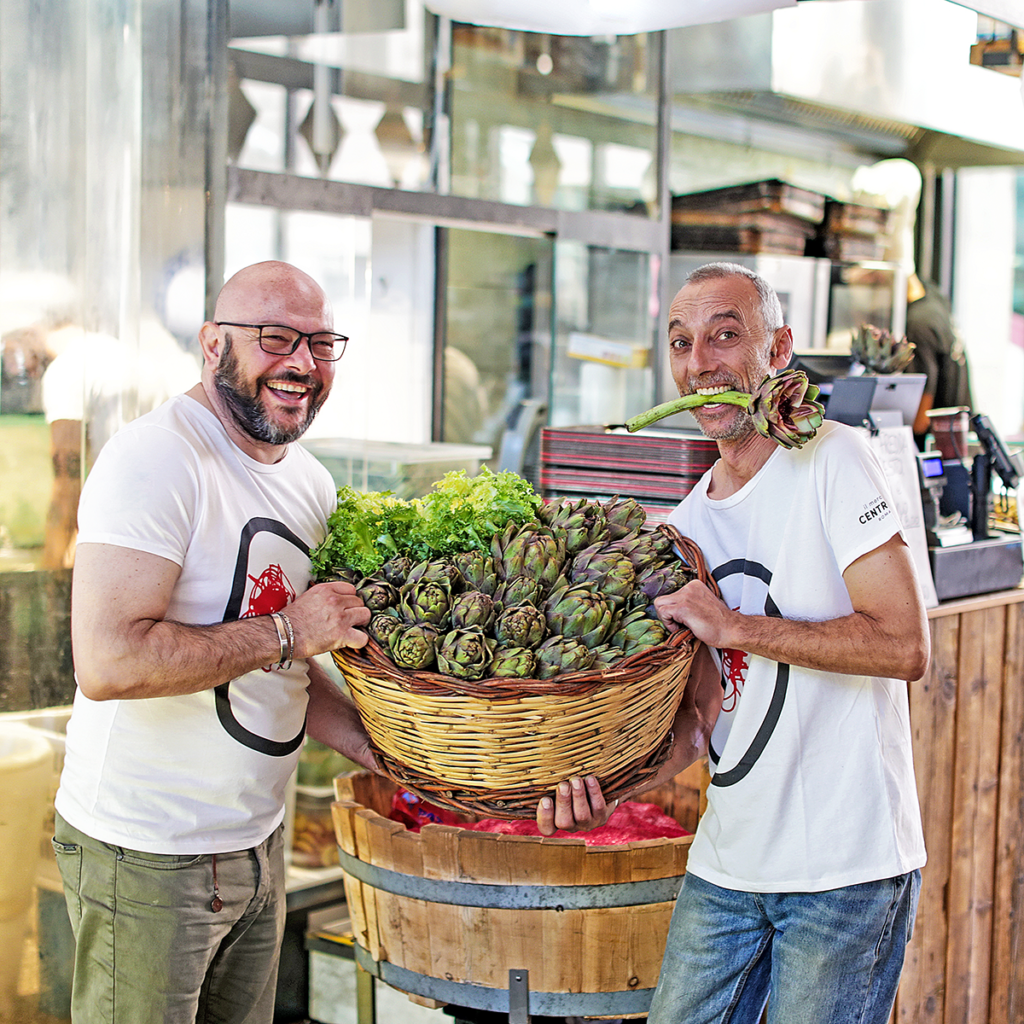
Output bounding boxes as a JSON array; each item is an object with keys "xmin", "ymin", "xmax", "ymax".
[{"xmin": 331, "ymin": 770, "xmax": 702, "ymax": 1011}]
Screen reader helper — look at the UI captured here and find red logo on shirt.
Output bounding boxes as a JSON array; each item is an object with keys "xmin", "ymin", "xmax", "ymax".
[
  {"xmin": 244, "ymin": 564, "xmax": 296, "ymax": 617},
  {"xmin": 721, "ymin": 647, "xmax": 749, "ymax": 712}
]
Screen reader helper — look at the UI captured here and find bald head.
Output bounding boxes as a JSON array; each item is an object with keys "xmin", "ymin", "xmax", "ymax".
[{"xmin": 214, "ymin": 261, "xmax": 333, "ymax": 332}]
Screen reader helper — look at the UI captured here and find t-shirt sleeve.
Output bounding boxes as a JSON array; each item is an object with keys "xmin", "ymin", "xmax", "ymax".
[
  {"xmin": 76, "ymin": 423, "xmax": 200, "ymax": 566},
  {"xmin": 817, "ymin": 426, "xmax": 903, "ymax": 575}
]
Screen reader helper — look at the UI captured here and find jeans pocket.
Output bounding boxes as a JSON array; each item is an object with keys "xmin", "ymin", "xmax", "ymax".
[
  {"xmin": 116, "ymin": 850, "xmax": 205, "ymax": 870},
  {"xmin": 51, "ymin": 836, "xmax": 83, "ymax": 923}
]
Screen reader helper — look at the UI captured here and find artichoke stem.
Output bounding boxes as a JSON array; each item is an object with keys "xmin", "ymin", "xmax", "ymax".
[{"xmin": 625, "ymin": 391, "xmax": 750, "ymax": 433}]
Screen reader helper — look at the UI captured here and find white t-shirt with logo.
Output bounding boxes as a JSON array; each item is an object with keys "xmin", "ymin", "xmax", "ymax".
[
  {"xmin": 668, "ymin": 420, "xmax": 926, "ymax": 892},
  {"xmin": 55, "ymin": 394, "xmax": 337, "ymax": 854}
]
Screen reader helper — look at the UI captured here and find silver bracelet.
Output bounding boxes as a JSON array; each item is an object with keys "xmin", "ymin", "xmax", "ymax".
[
  {"xmin": 277, "ymin": 611, "xmax": 295, "ymax": 671},
  {"xmin": 270, "ymin": 612, "xmax": 292, "ymax": 670}
]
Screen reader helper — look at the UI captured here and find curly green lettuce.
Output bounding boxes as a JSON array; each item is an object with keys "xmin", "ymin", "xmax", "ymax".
[
  {"xmin": 310, "ymin": 468, "xmax": 542, "ymax": 579},
  {"xmin": 408, "ymin": 468, "xmax": 541, "ymax": 560},
  {"xmin": 310, "ymin": 487, "xmax": 419, "ymax": 578}
]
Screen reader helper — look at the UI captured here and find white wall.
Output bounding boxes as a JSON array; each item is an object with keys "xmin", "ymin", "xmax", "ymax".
[{"xmin": 953, "ymin": 167, "xmax": 1024, "ymax": 441}]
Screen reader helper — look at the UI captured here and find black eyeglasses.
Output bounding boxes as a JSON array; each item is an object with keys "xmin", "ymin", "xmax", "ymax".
[{"xmin": 215, "ymin": 322, "xmax": 349, "ymax": 362}]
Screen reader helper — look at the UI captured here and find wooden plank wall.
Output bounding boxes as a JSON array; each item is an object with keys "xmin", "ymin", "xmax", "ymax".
[{"xmin": 894, "ymin": 598, "xmax": 1024, "ymax": 1024}]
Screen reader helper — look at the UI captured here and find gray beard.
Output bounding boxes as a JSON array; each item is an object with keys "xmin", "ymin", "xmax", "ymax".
[{"xmin": 214, "ymin": 337, "xmax": 323, "ymax": 445}]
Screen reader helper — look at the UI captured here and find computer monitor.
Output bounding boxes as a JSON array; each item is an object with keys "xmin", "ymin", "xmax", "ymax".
[
  {"xmin": 823, "ymin": 376, "xmax": 876, "ymax": 427},
  {"xmin": 863, "ymin": 374, "xmax": 926, "ymax": 428}
]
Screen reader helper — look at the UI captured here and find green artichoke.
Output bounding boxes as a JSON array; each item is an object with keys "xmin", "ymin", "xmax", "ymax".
[
  {"xmin": 450, "ymin": 590, "xmax": 497, "ymax": 632},
  {"xmin": 625, "ymin": 369, "xmax": 824, "ymax": 452},
  {"xmin": 601, "ymin": 496, "xmax": 647, "ymax": 541},
  {"xmin": 540, "ymin": 497, "xmax": 610, "ymax": 555},
  {"xmin": 380, "ymin": 555, "xmax": 413, "ymax": 586},
  {"xmin": 493, "ymin": 574, "xmax": 544, "ymax": 610},
  {"xmin": 851, "ymin": 323, "xmax": 916, "ymax": 374},
  {"xmin": 543, "ymin": 582, "xmax": 615, "ymax": 648},
  {"xmin": 636, "ymin": 561, "xmax": 696, "ymax": 600},
  {"xmin": 569, "ymin": 543, "xmax": 636, "ymax": 606},
  {"xmin": 320, "ymin": 567, "xmax": 361, "ymax": 586},
  {"xmin": 609, "ymin": 608, "xmax": 669, "ymax": 655},
  {"xmin": 367, "ymin": 610, "xmax": 403, "ymax": 647},
  {"xmin": 534, "ymin": 636, "xmax": 596, "ymax": 678},
  {"xmin": 747, "ymin": 370, "xmax": 825, "ymax": 451},
  {"xmin": 494, "ymin": 602, "xmax": 548, "ymax": 649},
  {"xmin": 356, "ymin": 576, "xmax": 399, "ymax": 612},
  {"xmin": 406, "ymin": 558, "xmax": 465, "ymax": 592},
  {"xmin": 436, "ymin": 628, "xmax": 497, "ymax": 681},
  {"xmin": 452, "ymin": 550, "xmax": 498, "ymax": 596},
  {"xmin": 488, "ymin": 645, "xmax": 537, "ymax": 679},
  {"xmin": 607, "ymin": 529, "xmax": 673, "ymax": 571},
  {"xmin": 398, "ymin": 578, "xmax": 452, "ymax": 628},
  {"xmin": 388, "ymin": 623, "xmax": 439, "ymax": 670},
  {"xmin": 491, "ymin": 521, "xmax": 567, "ymax": 593},
  {"xmin": 590, "ymin": 643, "xmax": 625, "ymax": 670}
]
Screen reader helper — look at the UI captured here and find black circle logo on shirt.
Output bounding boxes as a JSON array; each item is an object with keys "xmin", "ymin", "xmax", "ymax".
[
  {"xmin": 216, "ymin": 517, "xmax": 309, "ymax": 757},
  {"xmin": 708, "ymin": 558, "xmax": 788, "ymax": 788}
]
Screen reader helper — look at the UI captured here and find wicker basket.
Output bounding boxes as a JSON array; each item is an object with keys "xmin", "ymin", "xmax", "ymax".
[{"xmin": 331, "ymin": 527, "xmax": 716, "ymax": 818}]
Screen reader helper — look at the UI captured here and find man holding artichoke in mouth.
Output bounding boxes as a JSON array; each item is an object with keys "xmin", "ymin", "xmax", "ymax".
[{"xmin": 544, "ymin": 262, "xmax": 930, "ymax": 1024}]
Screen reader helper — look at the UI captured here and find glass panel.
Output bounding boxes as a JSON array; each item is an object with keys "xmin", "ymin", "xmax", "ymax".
[
  {"xmin": 550, "ymin": 241, "xmax": 656, "ymax": 428},
  {"xmin": 442, "ymin": 229, "xmax": 554, "ymax": 478},
  {"xmin": 230, "ymin": 0, "xmax": 432, "ymax": 190},
  {"xmin": 450, "ymin": 27, "xmax": 660, "ymax": 214},
  {"xmin": 225, "ymin": 204, "xmax": 436, "ymax": 446}
]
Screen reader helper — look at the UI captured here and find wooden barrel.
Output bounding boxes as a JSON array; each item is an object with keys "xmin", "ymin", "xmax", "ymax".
[{"xmin": 331, "ymin": 768, "xmax": 706, "ymax": 1020}]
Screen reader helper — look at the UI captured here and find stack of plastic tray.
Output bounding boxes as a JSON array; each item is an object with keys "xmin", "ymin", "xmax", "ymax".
[{"xmin": 540, "ymin": 425, "xmax": 717, "ymax": 524}]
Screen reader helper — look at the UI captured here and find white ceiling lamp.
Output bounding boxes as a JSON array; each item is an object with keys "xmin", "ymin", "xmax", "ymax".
[{"xmin": 424, "ymin": 0, "xmax": 797, "ymax": 36}]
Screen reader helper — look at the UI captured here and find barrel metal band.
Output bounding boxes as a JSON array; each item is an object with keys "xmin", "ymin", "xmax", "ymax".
[
  {"xmin": 353, "ymin": 944, "xmax": 656, "ymax": 1017},
  {"xmin": 337, "ymin": 847, "xmax": 685, "ymax": 909}
]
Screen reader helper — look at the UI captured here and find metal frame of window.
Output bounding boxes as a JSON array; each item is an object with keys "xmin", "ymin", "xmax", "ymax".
[{"xmin": 221, "ymin": 17, "xmax": 673, "ymax": 441}]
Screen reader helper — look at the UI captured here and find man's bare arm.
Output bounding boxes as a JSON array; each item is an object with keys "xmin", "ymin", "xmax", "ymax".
[
  {"xmin": 654, "ymin": 533, "xmax": 930, "ymax": 682},
  {"xmin": 72, "ymin": 542, "xmax": 371, "ymax": 700},
  {"xmin": 304, "ymin": 659, "xmax": 379, "ymax": 773}
]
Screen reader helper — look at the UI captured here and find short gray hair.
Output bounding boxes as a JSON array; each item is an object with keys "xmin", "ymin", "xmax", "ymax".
[{"xmin": 684, "ymin": 262, "xmax": 784, "ymax": 334}]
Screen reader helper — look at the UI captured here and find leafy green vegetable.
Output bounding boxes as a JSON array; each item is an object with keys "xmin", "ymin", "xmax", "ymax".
[
  {"xmin": 310, "ymin": 487, "xmax": 419, "ymax": 578},
  {"xmin": 409, "ymin": 468, "xmax": 541, "ymax": 560},
  {"xmin": 310, "ymin": 468, "xmax": 542, "ymax": 579}
]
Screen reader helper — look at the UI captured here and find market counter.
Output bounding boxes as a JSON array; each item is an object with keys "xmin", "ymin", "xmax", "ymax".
[{"xmin": 895, "ymin": 587, "xmax": 1024, "ymax": 1024}]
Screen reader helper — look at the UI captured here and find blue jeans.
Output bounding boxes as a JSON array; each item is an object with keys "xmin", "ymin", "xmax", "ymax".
[
  {"xmin": 52, "ymin": 812, "xmax": 286, "ymax": 1024},
  {"xmin": 647, "ymin": 869, "xmax": 921, "ymax": 1024}
]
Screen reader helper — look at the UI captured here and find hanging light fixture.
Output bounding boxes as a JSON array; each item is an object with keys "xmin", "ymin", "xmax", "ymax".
[
  {"xmin": 298, "ymin": 0, "xmax": 343, "ymax": 176},
  {"xmin": 529, "ymin": 120, "xmax": 562, "ymax": 206},
  {"xmin": 424, "ymin": 0, "xmax": 796, "ymax": 36},
  {"xmin": 375, "ymin": 107, "xmax": 422, "ymax": 188}
]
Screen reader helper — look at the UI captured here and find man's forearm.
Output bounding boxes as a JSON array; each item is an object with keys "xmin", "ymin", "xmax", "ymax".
[
  {"xmin": 305, "ymin": 660, "xmax": 377, "ymax": 771},
  {"xmin": 74, "ymin": 614, "xmax": 289, "ymax": 700},
  {"xmin": 718, "ymin": 609, "xmax": 929, "ymax": 681}
]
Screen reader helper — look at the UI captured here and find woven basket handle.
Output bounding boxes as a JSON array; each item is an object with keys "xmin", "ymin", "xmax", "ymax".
[{"xmin": 655, "ymin": 523, "xmax": 721, "ymax": 601}]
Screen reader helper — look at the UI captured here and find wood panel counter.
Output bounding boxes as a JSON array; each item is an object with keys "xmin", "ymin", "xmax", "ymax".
[{"xmin": 895, "ymin": 587, "xmax": 1024, "ymax": 1023}]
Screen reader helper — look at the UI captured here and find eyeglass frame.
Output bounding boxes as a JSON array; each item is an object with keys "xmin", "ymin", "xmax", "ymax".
[{"xmin": 214, "ymin": 322, "xmax": 349, "ymax": 362}]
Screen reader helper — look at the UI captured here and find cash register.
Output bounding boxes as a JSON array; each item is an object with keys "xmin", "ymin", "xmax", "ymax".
[
  {"xmin": 918, "ymin": 413, "xmax": 1023, "ymax": 601},
  {"xmin": 818, "ymin": 368, "xmax": 1023, "ymax": 601}
]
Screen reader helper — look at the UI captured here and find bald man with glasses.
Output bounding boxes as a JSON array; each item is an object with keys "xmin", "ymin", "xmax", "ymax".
[{"xmin": 53, "ymin": 261, "xmax": 377, "ymax": 1024}]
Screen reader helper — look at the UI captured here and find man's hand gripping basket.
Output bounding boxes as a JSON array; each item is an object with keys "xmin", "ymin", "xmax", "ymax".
[{"xmin": 332, "ymin": 527, "xmax": 715, "ymax": 818}]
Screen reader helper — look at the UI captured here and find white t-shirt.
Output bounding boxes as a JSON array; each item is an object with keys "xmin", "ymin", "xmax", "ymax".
[
  {"xmin": 668, "ymin": 420, "xmax": 926, "ymax": 893},
  {"xmin": 55, "ymin": 394, "xmax": 337, "ymax": 854}
]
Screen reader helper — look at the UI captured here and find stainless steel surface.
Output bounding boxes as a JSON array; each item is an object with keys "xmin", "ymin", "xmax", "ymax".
[{"xmin": 668, "ymin": 0, "xmax": 1024, "ymax": 167}]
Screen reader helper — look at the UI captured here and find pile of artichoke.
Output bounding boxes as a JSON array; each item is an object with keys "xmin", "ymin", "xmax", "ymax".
[
  {"xmin": 322, "ymin": 496, "xmax": 696, "ymax": 681},
  {"xmin": 851, "ymin": 323, "xmax": 916, "ymax": 374}
]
